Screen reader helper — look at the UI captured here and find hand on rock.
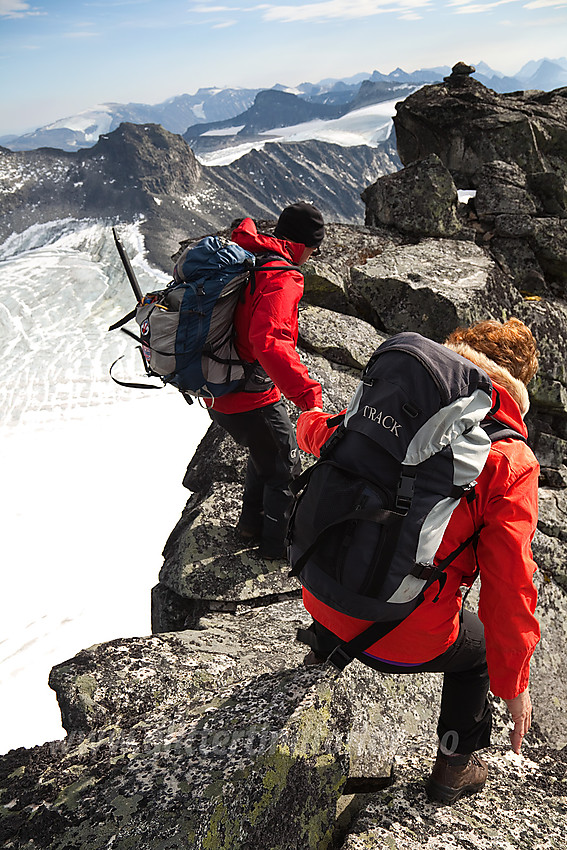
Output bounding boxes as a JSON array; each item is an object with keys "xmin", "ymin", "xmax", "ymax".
[{"xmin": 504, "ymin": 688, "xmax": 532, "ymax": 754}]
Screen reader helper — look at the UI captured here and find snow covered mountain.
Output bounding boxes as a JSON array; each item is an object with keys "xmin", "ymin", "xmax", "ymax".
[
  {"xmin": 0, "ymin": 120, "xmax": 400, "ymax": 270},
  {"xmin": 0, "ymin": 88, "xmax": 262, "ymax": 153},
  {"xmin": 192, "ymin": 98, "xmax": 399, "ymax": 166},
  {"xmin": 517, "ymin": 58, "xmax": 567, "ymax": 91},
  {"xmin": 4, "ymin": 59, "xmax": 563, "ymax": 155},
  {"xmin": 184, "ymin": 85, "xmax": 414, "ymax": 158}
]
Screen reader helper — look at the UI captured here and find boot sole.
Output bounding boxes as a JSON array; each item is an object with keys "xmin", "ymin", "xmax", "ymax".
[{"xmin": 425, "ymin": 777, "xmax": 486, "ymax": 805}]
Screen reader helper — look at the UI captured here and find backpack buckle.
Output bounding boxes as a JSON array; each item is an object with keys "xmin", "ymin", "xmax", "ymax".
[
  {"xmin": 326, "ymin": 645, "xmax": 353, "ymax": 672},
  {"xmin": 396, "ymin": 469, "xmax": 416, "ymax": 511}
]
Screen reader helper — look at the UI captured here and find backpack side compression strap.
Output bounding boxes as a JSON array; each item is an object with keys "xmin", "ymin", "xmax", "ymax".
[{"xmin": 109, "ymin": 355, "xmax": 164, "ymax": 390}]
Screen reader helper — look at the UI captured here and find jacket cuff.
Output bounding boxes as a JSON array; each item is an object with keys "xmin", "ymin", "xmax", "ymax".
[
  {"xmin": 293, "ymin": 386, "xmax": 323, "ymax": 412},
  {"xmin": 489, "ymin": 647, "xmax": 535, "ymax": 700}
]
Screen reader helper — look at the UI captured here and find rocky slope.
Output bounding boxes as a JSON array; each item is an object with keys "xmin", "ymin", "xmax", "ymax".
[
  {"xmin": 1, "ymin": 66, "xmax": 567, "ymax": 849},
  {"xmin": 0, "ymin": 122, "xmax": 400, "ymax": 270}
]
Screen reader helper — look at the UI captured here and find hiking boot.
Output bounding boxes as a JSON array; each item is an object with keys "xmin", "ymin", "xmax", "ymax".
[
  {"xmin": 258, "ymin": 541, "xmax": 288, "ymax": 560},
  {"xmin": 236, "ymin": 522, "xmax": 261, "ymax": 541},
  {"xmin": 425, "ymin": 750, "xmax": 488, "ymax": 804},
  {"xmin": 236, "ymin": 512, "xmax": 263, "ymax": 540}
]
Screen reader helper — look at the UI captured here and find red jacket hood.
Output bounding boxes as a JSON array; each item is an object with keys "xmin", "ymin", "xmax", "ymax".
[
  {"xmin": 231, "ymin": 217, "xmax": 306, "ymax": 265},
  {"xmin": 488, "ymin": 381, "xmax": 529, "ymax": 439}
]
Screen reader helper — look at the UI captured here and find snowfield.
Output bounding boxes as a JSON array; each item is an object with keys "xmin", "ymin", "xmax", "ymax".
[{"xmin": 0, "ymin": 220, "xmax": 210, "ymax": 753}]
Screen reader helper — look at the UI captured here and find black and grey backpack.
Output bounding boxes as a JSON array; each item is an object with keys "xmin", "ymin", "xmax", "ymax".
[{"xmin": 289, "ymin": 332, "xmax": 525, "ymax": 670}]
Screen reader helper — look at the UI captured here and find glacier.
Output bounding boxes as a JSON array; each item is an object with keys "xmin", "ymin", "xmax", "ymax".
[
  {"xmin": 196, "ymin": 99, "xmax": 398, "ymax": 166},
  {"xmin": 0, "ymin": 220, "xmax": 210, "ymax": 754}
]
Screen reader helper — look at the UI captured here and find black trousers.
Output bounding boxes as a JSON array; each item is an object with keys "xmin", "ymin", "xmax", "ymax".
[
  {"xmin": 209, "ymin": 399, "xmax": 302, "ymax": 547},
  {"xmin": 311, "ymin": 608, "xmax": 491, "ymax": 755}
]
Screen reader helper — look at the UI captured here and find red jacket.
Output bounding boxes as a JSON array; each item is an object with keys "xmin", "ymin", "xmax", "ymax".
[
  {"xmin": 208, "ymin": 218, "xmax": 322, "ymax": 414},
  {"xmin": 297, "ymin": 350, "xmax": 540, "ymax": 700}
]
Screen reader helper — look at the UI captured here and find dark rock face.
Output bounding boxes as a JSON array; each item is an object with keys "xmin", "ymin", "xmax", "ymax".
[
  {"xmin": 88, "ymin": 122, "xmax": 202, "ymax": 195},
  {"xmin": 394, "ymin": 78, "xmax": 567, "ymax": 188},
  {"xmin": 392, "ymin": 77, "xmax": 567, "ymax": 299},
  {"xmin": 0, "ymin": 123, "xmax": 400, "ymax": 270},
  {"xmin": 366, "ymin": 75, "xmax": 567, "ymax": 474}
]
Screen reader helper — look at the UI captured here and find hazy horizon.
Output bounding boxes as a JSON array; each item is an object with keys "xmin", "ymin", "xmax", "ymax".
[{"xmin": 1, "ymin": 0, "xmax": 566, "ymax": 136}]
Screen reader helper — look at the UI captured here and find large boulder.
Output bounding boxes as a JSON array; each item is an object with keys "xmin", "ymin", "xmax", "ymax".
[
  {"xmin": 3, "ymin": 600, "xmax": 445, "ymax": 850},
  {"xmin": 515, "ymin": 296, "xmax": 567, "ymax": 416},
  {"xmin": 393, "ymin": 68, "xmax": 567, "ymax": 188},
  {"xmin": 348, "ymin": 238, "xmax": 521, "ymax": 340},
  {"xmin": 534, "ymin": 489, "xmax": 567, "ymax": 591},
  {"xmin": 389, "ymin": 70, "xmax": 567, "ymax": 303},
  {"xmin": 472, "ymin": 161, "xmax": 567, "ymax": 293},
  {"xmin": 298, "ymin": 305, "xmax": 386, "ymax": 369},
  {"xmin": 301, "ymin": 222, "xmax": 405, "ymax": 318},
  {"xmin": 362, "ymin": 154, "xmax": 466, "ymax": 239}
]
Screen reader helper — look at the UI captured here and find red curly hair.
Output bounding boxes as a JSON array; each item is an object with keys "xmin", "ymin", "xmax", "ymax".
[{"xmin": 445, "ymin": 318, "xmax": 538, "ymax": 386}]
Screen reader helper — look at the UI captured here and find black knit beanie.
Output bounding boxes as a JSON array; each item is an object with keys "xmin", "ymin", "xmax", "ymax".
[{"xmin": 274, "ymin": 202, "xmax": 325, "ymax": 247}]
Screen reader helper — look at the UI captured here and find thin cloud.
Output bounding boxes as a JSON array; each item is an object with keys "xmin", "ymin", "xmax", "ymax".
[
  {"xmin": 84, "ymin": 1, "xmax": 151, "ymax": 6},
  {"xmin": 0, "ymin": 0, "xmax": 42, "ymax": 17},
  {"xmin": 212, "ymin": 18, "xmax": 238, "ymax": 26},
  {"xmin": 524, "ymin": 0, "xmax": 567, "ymax": 6},
  {"xmin": 259, "ymin": 0, "xmax": 432, "ymax": 23},
  {"xmin": 189, "ymin": 4, "xmax": 239, "ymax": 10},
  {"xmin": 447, "ymin": 0, "xmax": 518, "ymax": 10}
]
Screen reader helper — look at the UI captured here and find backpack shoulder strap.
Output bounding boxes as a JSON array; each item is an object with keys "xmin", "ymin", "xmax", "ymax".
[
  {"xmin": 482, "ymin": 418, "xmax": 528, "ymax": 444},
  {"xmin": 249, "ymin": 252, "xmax": 302, "ymax": 293}
]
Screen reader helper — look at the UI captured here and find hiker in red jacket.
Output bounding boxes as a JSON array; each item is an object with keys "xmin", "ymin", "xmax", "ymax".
[
  {"xmin": 296, "ymin": 318, "xmax": 540, "ymax": 804},
  {"xmin": 208, "ymin": 203, "xmax": 324, "ymax": 559}
]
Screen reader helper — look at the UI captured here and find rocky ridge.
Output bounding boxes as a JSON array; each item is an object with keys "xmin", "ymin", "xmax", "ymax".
[
  {"xmin": 0, "ymin": 122, "xmax": 400, "ymax": 270},
  {"xmin": 2, "ymin": 66, "xmax": 567, "ymax": 849}
]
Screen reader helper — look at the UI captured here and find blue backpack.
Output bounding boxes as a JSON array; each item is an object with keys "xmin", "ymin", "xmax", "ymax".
[{"xmin": 109, "ymin": 229, "xmax": 298, "ymax": 404}]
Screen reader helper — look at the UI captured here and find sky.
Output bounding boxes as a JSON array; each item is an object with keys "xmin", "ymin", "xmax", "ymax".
[{"xmin": 1, "ymin": 0, "xmax": 566, "ymax": 136}]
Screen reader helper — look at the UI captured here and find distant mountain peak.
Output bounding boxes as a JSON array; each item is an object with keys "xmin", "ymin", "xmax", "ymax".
[{"xmin": 2, "ymin": 59, "xmax": 565, "ymax": 154}]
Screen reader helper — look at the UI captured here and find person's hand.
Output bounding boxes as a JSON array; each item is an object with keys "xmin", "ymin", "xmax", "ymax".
[
  {"xmin": 504, "ymin": 688, "xmax": 532, "ymax": 754},
  {"xmin": 305, "ymin": 406, "xmax": 323, "ymax": 413}
]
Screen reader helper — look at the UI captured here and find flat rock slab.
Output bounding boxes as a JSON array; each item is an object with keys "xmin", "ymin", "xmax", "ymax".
[
  {"xmin": 3, "ymin": 601, "xmax": 445, "ymax": 850},
  {"xmin": 159, "ymin": 482, "xmax": 299, "ymax": 603},
  {"xmin": 349, "ymin": 238, "xmax": 521, "ymax": 341},
  {"xmin": 50, "ymin": 601, "xmax": 312, "ymax": 734},
  {"xmin": 299, "ymin": 304, "xmax": 387, "ymax": 370}
]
